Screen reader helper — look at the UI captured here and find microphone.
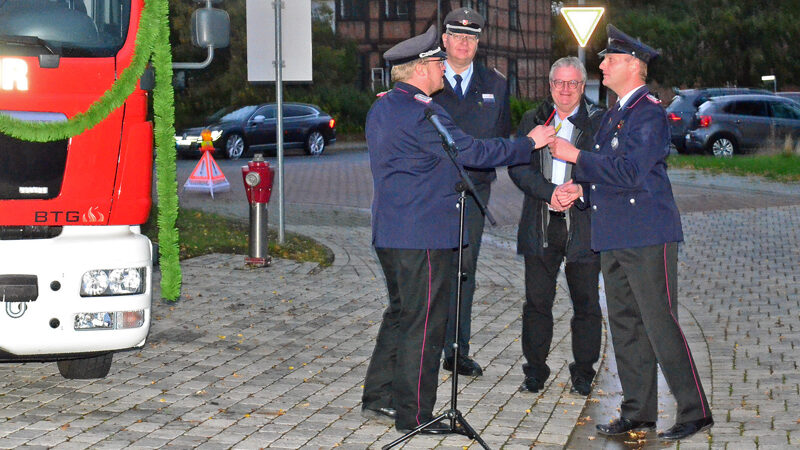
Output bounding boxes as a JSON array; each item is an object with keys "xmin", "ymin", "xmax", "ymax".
[{"xmin": 425, "ymin": 108, "xmax": 456, "ymax": 148}]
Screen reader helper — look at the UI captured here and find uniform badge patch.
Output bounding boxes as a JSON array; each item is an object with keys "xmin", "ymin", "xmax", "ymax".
[
  {"xmin": 414, "ymin": 93, "xmax": 433, "ymax": 104},
  {"xmin": 646, "ymin": 94, "xmax": 661, "ymax": 104},
  {"xmin": 482, "ymin": 93, "xmax": 495, "ymax": 103}
]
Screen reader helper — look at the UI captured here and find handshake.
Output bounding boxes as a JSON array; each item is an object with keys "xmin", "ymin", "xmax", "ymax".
[{"xmin": 550, "ymin": 180, "xmax": 583, "ymax": 212}]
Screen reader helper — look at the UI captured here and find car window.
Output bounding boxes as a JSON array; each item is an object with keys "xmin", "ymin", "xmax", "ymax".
[
  {"xmin": 283, "ymin": 105, "xmax": 314, "ymax": 118},
  {"xmin": 726, "ymin": 101, "xmax": 769, "ymax": 117},
  {"xmin": 254, "ymin": 105, "xmax": 276, "ymax": 120},
  {"xmin": 770, "ymin": 101, "xmax": 800, "ymax": 120},
  {"xmin": 667, "ymin": 95, "xmax": 694, "ymax": 112},
  {"xmin": 215, "ymin": 105, "xmax": 259, "ymax": 123}
]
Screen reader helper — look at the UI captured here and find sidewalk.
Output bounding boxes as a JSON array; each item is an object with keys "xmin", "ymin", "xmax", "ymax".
[{"xmin": 0, "ymin": 167, "xmax": 798, "ymax": 448}]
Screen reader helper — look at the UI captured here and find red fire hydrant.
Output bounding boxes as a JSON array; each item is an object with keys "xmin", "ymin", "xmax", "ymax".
[{"xmin": 241, "ymin": 153, "xmax": 274, "ymax": 267}]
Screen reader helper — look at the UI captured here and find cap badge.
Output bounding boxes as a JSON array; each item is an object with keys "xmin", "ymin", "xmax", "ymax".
[{"xmin": 461, "ymin": 19, "xmax": 469, "ymax": 25}]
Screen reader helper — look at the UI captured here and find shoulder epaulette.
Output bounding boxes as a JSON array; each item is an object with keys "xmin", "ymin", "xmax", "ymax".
[
  {"xmin": 376, "ymin": 91, "xmax": 389, "ymax": 98},
  {"xmin": 414, "ymin": 93, "xmax": 432, "ymax": 104},
  {"xmin": 646, "ymin": 94, "xmax": 661, "ymax": 104},
  {"xmin": 492, "ymin": 68, "xmax": 507, "ymax": 80}
]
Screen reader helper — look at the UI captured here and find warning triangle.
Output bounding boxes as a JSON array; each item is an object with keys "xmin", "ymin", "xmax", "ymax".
[
  {"xmin": 183, "ymin": 151, "xmax": 231, "ymax": 198},
  {"xmin": 561, "ymin": 7, "xmax": 604, "ymax": 48}
]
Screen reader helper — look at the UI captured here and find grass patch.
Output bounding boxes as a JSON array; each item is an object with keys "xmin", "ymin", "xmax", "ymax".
[
  {"xmin": 667, "ymin": 153, "xmax": 800, "ymax": 182},
  {"xmin": 142, "ymin": 208, "xmax": 333, "ymax": 266}
]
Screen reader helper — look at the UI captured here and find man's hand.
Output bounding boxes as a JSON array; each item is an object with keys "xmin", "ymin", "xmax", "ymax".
[
  {"xmin": 527, "ymin": 125, "xmax": 556, "ymax": 149},
  {"xmin": 550, "ymin": 137, "xmax": 580, "ymax": 163},
  {"xmin": 550, "ymin": 180, "xmax": 582, "ymax": 210}
]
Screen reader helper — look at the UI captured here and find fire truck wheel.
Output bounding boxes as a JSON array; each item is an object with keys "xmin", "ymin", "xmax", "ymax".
[
  {"xmin": 57, "ymin": 353, "xmax": 113, "ymax": 379},
  {"xmin": 225, "ymin": 133, "xmax": 246, "ymax": 160}
]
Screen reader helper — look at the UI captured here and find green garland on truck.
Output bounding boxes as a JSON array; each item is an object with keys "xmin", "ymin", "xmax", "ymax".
[{"xmin": 0, "ymin": 0, "xmax": 181, "ymax": 301}]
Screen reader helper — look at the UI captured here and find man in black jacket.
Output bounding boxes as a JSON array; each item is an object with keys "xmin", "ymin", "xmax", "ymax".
[
  {"xmin": 433, "ymin": 7, "xmax": 512, "ymax": 377},
  {"xmin": 508, "ymin": 56, "xmax": 605, "ymax": 396}
]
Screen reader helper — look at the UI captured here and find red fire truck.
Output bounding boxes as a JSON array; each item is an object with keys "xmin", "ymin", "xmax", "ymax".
[{"xmin": 0, "ymin": 0, "xmax": 154, "ymax": 378}]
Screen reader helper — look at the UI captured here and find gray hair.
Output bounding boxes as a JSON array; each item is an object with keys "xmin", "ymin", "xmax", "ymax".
[
  {"xmin": 549, "ymin": 56, "xmax": 587, "ymax": 83},
  {"xmin": 391, "ymin": 58, "xmax": 422, "ymax": 82}
]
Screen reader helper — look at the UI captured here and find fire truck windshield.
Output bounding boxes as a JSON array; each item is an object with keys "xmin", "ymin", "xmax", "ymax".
[{"xmin": 0, "ymin": 0, "xmax": 131, "ymax": 57}]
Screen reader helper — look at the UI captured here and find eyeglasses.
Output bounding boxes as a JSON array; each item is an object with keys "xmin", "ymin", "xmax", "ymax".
[
  {"xmin": 550, "ymin": 79, "xmax": 584, "ymax": 90},
  {"xmin": 422, "ymin": 59, "xmax": 445, "ymax": 69},
  {"xmin": 447, "ymin": 32, "xmax": 478, "ymax": 43}
]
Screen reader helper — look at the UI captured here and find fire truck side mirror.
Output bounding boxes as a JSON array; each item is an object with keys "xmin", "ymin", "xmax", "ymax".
[{"xmin": 191, "ymin": 7, "xmax": 230, "ymax": 49}]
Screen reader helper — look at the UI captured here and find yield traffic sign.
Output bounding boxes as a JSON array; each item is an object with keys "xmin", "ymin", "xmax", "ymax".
[{"xmin": 561, "ymin": 7, "xmax": 605, "ymax": 48}]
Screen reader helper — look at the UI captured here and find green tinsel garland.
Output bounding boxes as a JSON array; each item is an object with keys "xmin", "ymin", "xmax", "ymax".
[{"xmin": 0, "ymin": 0, "xmax": 181, "ymax": 301}]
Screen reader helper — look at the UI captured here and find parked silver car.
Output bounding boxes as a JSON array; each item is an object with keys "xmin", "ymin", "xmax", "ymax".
[
  {"xmin": 667, "ymin": 87, "xmax": 771, "ymax": 153},
  {"xmin": 684, "ymin": 94, "xmax": 800, "ymax": 157}
]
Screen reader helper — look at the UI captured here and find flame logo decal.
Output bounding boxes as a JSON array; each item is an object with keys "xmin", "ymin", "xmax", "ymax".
[{"xmin": 82, "ymin": 206, "xmax": 105, "ymax": 223}]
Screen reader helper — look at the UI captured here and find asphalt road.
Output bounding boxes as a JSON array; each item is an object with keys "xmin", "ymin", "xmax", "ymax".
[{"xmin": 175, "ymin": 145, "xmax": 800, "ymax": 227}]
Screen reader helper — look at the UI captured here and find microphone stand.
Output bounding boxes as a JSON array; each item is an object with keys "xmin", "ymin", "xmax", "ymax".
[{"xmin": 383, "ymin": 115, "xmax": 491, "ymax": 450}]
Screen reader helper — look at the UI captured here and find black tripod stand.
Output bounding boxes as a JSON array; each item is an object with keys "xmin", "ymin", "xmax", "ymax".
[{"xmin": 382, "ymin": 111, "xmax": 494, "ymax": 450}]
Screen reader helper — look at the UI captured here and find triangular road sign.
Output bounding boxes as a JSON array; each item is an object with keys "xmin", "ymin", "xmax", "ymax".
[
  {"xmin": 183, "ymin": 151, "xmax": 230, "ymax": 198},
  {"xmin": 561, "ymin": 7, "xmax": 605, "ymax": 48}
]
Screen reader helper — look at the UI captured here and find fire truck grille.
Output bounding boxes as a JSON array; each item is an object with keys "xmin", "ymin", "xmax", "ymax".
[
  {"xmin": 0, "ymin": 133, "xmax": 68, "ymax": 200},
  {"xmin": 0, "ymin": 226, "xmax": 63, "ymax": 240}
]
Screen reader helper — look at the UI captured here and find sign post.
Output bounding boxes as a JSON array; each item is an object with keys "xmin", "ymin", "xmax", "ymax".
[{"xmin": 246, "ymin": 0, "xmax": 313, "ymax": 244}]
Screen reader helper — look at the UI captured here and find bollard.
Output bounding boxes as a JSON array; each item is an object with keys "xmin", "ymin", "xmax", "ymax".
[{"xmin": 241, "ymin": 153, "xmax": 274, "ymax": 267}]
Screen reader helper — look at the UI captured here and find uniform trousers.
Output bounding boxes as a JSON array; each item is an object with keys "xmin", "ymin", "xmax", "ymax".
[
  {"xmin": 602, "ymin": 242, "xmax": 711, "ymax": 423},
  {"xmin": 444, "ymin": 183, "xmax": 490, "ymax": 360},
  {"xmin": 362, "ymin": 247, "xmax": 454, "ymax": 429},
  {"xmin": 521, "ymin": 214, "xmax": 601, "ymax": 381}
]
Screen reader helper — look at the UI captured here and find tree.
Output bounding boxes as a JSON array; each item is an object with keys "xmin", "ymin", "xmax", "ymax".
[
  {"xmin": 168, "ymin": 0, "xmax": 373, "ymax": 133},
  {"xmin": 552, "ymin": 1, "xmax": 800, "ymax": 90}
]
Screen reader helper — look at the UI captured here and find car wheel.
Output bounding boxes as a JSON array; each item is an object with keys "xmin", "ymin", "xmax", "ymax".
[
  {"xmin": 306, "ymin": 131, "xmax": 325, "ymax": 156},
  {"xmin": 225, "ymin": 133, "xmax": 246, "ymax": 160},
  {"xmin": 709, "ymin": 136, "xmax": 737, "ymax": 157}
]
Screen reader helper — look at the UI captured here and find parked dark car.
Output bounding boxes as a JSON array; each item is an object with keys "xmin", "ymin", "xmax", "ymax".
[
  {"xmin": 666, "ymin": 87, "xmax": 772, "ymax": 153},
  {"xmin": 175, "ymin": 102, "xmax": 336, "ymax": 159},
  {"xmin": 684, "ymin": 94, "xmax": 800, "ymax": 156}
]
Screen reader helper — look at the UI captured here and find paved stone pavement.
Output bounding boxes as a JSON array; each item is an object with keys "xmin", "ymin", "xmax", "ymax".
[{"xmin": 2, "ymin": 147, "xmax": 800, "ymax": 449}]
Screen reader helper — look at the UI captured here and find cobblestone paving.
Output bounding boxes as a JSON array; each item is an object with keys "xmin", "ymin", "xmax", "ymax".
[{"xmin": 1, "ymin": 150, "xmax": 798, "ymax": 449}]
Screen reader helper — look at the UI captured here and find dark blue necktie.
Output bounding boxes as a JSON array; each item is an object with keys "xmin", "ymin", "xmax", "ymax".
[{"xmin": 454, "ymin": 74, "xmax": 464, "ymax": 100}]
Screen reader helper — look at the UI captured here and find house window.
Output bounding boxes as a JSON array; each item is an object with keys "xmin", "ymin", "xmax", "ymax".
[
  {"xmin": 460, "ymin": 0, "xmax": 487, "ymax": 18},
  {"xmin": 384, "ymin": 0, "xmax": 410, "ymax": 19},
  {"xmin": 509, "ymin": 0, "xmax": 519, "ymax": 31},
  {"xmin": 508, "ymin": 59, "xmax": 518, "ymax": 97},
  {"xmin": 338, "ymin": 0, "xmax": 365, "ymax": 20}
]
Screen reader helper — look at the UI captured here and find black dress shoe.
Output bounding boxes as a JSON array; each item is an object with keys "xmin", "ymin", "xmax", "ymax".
[
  {"xmin": 361, "ymin": 406, "xmax": 396, "ymax": 424},
  {"xmin": 397, "ymin": 419, "xmax": 453, "ymax": 434},
  {"xmin": 519, "ymin": 376, "xmax": 545, "ymax": 393},
  {"xmin": 658, "ymin": 417, "xmax": 714, "ymax": 441},
  {"xmin": 569, "ymin": 375, "xmax": 592, "ymax": 396},
  {"xmin": 596, "ymin": 417, "xmax": 656, "ymax": 435},
  {"xmin": 442, "ymin": 356, "xmax": 483, "ymax": 377}
]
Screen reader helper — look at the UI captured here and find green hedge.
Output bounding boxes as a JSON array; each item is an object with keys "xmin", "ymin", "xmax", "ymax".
[{"xmin": 510, "ymin": 97, "xmax": 540, "ymax": 133}]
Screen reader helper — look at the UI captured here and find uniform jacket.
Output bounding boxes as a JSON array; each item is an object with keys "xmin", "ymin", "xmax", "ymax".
[
  {"xmin": 575, "ymin": 86, "xmax": 683, "ymax": 252},
  {"xmin": 432, "ymin": 63, "xmax": 512, "ymax": 187},
  {"xmin": 366, "ymin": 82, "xmax": 532, "ymax": 249},
  {"xmin": 508, "ymin": 98, "xmax": 605, "ymax": 261}
]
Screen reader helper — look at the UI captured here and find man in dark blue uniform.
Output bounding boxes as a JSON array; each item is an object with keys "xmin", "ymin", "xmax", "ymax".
[
  {"xmin": 360, "ymin": 25, "xmax": 554, "ymax": 433},
  {"xmin": 509, "ymin": 56, "xmax": 605, "ymax": 397},
  {"xmin": 433, "ymin": 7, "xmax": 512, "ymax": 378},
  {"xmin": 551, "ymin": 25, "xmax": 713, "ymax": 442}
]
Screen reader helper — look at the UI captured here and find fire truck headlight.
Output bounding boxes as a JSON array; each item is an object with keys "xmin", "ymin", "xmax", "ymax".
[
  {"xmin": 74, "ymin": 310, "xmax": 146, "ymax": 330},
  {"xmin": 80, "ymin": 267, "xmax": 146, "ymax": 296}
]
